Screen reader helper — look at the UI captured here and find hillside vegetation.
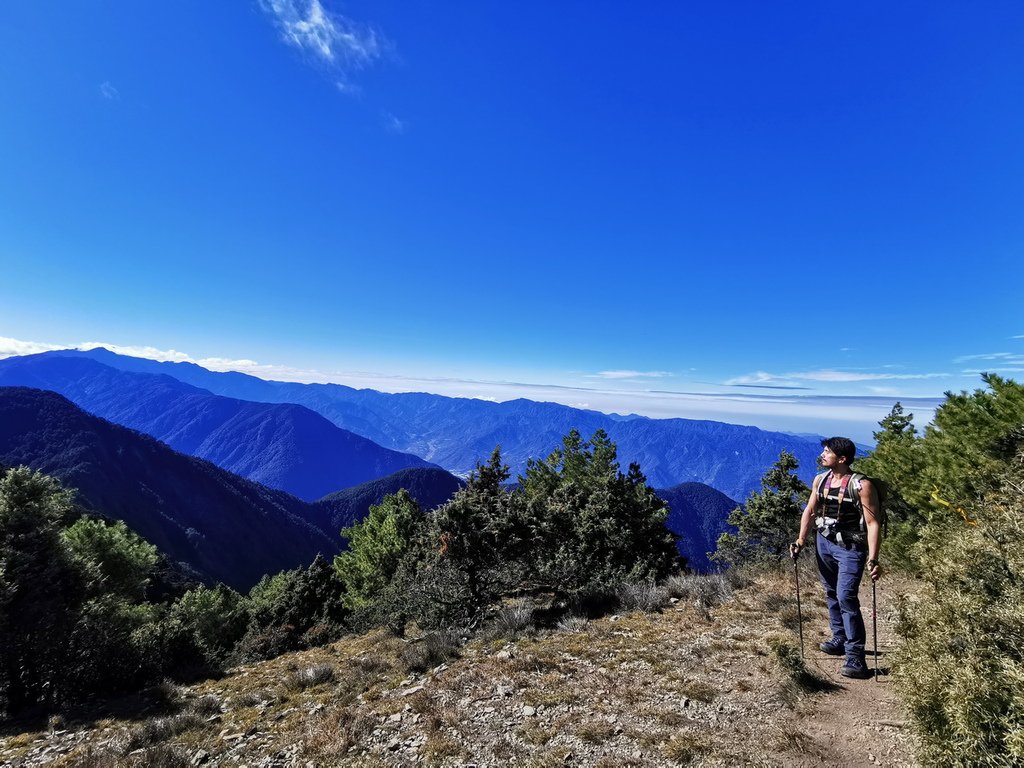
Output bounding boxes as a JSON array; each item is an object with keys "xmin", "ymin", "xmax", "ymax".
[{"xmin": 1, "ymin": 374, "xmax": 1022, "ymax": 765}]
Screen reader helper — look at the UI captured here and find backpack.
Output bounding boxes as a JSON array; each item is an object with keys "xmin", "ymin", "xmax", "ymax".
[{"xmin": 815, "ymin": 471, "xmax": 888, "ymax": 542}]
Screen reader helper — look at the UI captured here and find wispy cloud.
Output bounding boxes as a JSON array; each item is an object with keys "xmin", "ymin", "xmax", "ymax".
[
  {"xmin": 0, "ymin": 335, "xmax": 945, "ymax": 441},
  {"xmin": 730, "ymin": 383, "xmax": 812, "ymax": 391},
  {"xmin": 260, "ymin": 0, "xmax": 384, "ymax": 86},
  {"xmin": 725, "ymin": 369, "xmax": 952, "ymax": 387},
  {"xmin": 99, "ymin": 81, "xmax": 119, "ymax": 100},
  {"xmin": 955, "ymin": 352, "xmax": 1024, "ymax": 366},
  {"xmin": 382, "ymin": 111, "xmax": 406, "ymax": 134},
  {"xmin": 589, "ymin": 370, "xmax": 672, "ymax": 380}
]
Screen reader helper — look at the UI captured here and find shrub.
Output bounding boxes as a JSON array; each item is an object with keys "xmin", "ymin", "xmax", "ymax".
[
  {"xmin": 556, "ymin": 615, "xmax": 589, "ymax": 633},
  {"xmin": 767, "ymin": 636, "xmax": 835, "ymax": 703},
  {"xmin": 483, "ymin": 600, "xmax": 534, "ymax": 640},
  {"xmin": 400, "ymin": 630, "xmax": 462, "ymax": 673},
  {"xmin": 285, "ymin": 663, "xmax": 336, "ymax": 691},
  {"xmin": 616, "ymin": 580, "xmax": 669, "ymax": 613},
  {"xmin": 664, "ymin": 573, "xmax": 732, "ymax": 610},
  {"xmin": 186, "ymin": 694, "xmax": 222, "ymax": 716},
  {"xmin": 124, "ymin": 712, "xmax": 205, "ymax": 750},
  {"xmin": 894, "ymin": 450, "xmax": 1024, "ymax": 765}
]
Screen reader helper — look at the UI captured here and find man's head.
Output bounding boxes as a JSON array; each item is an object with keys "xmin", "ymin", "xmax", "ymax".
[{"xmin": 820, "ymin": 436, "xmax": 856, "ymax": 467}]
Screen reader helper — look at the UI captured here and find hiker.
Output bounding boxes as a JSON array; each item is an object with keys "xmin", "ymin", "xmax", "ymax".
[{"xmin": 790, "ymin": 437, "xmax": 881, "ymax": 680}]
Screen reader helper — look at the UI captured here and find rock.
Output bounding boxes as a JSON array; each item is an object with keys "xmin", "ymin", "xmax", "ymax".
[
  {"xmin": 387, "ymin": 738, "xmax": 401, "ymax": 751},
  {"xmin": 401, "ymin": 685, "xmax": 425, "ymax": 697},
  {"xmin": 191, "ymin": 750, "xmax": 210, "ymax": 765},
  {"xmin": 523, "ymin": 706, "xmax": 537, "ymax": 717},
  {"xmin": 495, "ymin": 649, "xmax": 514, "ymax": 660},
  {"xmin": 388, "ymin": 713, "xmax": 402, "ymax": 723}
]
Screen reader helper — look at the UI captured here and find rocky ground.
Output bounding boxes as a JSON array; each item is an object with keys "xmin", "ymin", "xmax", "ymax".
[{"xmin": 0, "ymin": 571, "xmax": 917, "ymax": 767}]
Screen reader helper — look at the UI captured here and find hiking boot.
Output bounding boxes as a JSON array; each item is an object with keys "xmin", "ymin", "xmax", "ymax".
[
  {"xmin": 819, "ymin": 638, "xmax": 845, "ymax": 656},
  {"xmin": 841, "ymin": 656, "xmax": 871, "ymax": 679}
]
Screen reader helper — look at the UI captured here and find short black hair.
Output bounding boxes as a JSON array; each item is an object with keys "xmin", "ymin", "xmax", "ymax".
[{"xmin": 821, "ymin": 436, "xmax": 856, "ymax": 464}]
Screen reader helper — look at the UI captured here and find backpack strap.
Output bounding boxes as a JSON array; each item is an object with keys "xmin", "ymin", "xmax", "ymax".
[
  {"xmin": 849, "ymin": 472, "xmax": 865, "ymax": 511},
  {"xmin": 815, "ymin": 471, "xmax": 831, "ymax": 503}
]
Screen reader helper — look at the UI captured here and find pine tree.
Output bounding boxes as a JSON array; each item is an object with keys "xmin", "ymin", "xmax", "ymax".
[
  {"xmin": 428, "ymin": 448, "xmax": 517, "ymax": 616},
  {"xmin": 712, "ymin": 451, "xmax": 809, "ymax": 567},
  {"xmin": 855, "ymin": 402, "xmax": 923, "ymax": 569},
  {"xmin": 0, "ymin": 467, "xmax": 82, "ymax": 714},
  {"xmin": 521, "ymin": 429, "xmax": 679, "ymax": 594},
  {"xmin": 333, "ymin": 489, "xmax": 424, "ymax": 610}
]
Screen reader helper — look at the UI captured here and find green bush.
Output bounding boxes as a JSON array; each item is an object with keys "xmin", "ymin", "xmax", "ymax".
[
  {"xmin": 894, "ymin": 449, "xmax": 1024, "ymax": 765},
  {"xmin": 165, "ymin": 584, "xmax": 248, "ymax": 673}
]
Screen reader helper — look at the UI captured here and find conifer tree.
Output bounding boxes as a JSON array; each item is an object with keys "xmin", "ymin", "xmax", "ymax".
[
  {"xmin": 712, "ymin": 450, "xmax": 809, "ymax": 567},
  {"xmin": 854, "ymin": 402, "xmax": 923, "ymax": 568},
  {"xmin": 521, "ymin": 429, "xmax": 678, "ymax": 594},
  {"xmin": 0, "ymin": 467, "xmax": 82, "ymax": 713},
  {"xmin": 334, "ymin": 489, "xmax": 424, "ymax": 610},
  {"xmin": 428, "ymin": 448, "xmax": 517, "ymax": 616}
]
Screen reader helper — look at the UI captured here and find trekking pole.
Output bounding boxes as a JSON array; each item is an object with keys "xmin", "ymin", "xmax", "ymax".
[
  {"xmin": 794, "ymin": 556, "xmax": 805, "ymax": 661},
  {"xmin": 872, "ymin": 580, "xmax": 879, "ymax": 681}
]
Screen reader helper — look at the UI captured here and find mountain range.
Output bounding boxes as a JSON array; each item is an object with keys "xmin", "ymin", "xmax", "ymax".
[
  {"xmin": 0, "ymin": 387, "xmax": 335, "ymax": 589},
  {"xmin": 21, "ymin": 348, "xmax": 827, "ymax": 500},
  {"xmin": 0, "ymin": 387, "xmax": 472, "ymax": 589},
  {"xmin": 0, "ymin": 354, "xmax": 436, "ymax": 501}
]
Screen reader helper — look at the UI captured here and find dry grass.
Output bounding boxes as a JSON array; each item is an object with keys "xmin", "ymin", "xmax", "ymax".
[
  {"xmin": 283, "ymin": 662, "xmax": 336, "ymax": 691},
  {"xmin": 661, "ymin": 729, "xmax": 711, "ymax": 764},
  {"xmin": 576, "ymin": 719, "xmax": 616, "ymax": 744},
  {"xmin": 300, "ymin": 705, "xmax": 375, "ymax": 759},
  {"xmin": 0, "ymin": 569, "xmax": 916, "ymax": 768}
]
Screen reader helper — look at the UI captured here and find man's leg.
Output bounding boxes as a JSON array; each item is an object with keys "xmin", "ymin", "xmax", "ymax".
[
  {"xmin": 835, "ymin": 545, "xmax": 867, "ymax": 658},
  {"xmin": 815, "ymin": 536, "xmax": 846, "ymax": 649},
  {"xmin": 835, "ymin": 544, "xmax": 870, "ymax": 678}
]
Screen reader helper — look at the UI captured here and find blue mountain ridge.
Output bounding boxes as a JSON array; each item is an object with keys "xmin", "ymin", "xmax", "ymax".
[
  {"xmin": 35, "ymin": 349, "xmax": 828, "ymax": 501},
  {"xmin": 0, "ymin": 386, "xmax": 470, "ymax": 589},
  {"xmin": 0, "ymin": 383, "xmax": 740, "ymax": 578},
  {"xmin": 655, "ymin": 482, "xmax": 740, "ymax": 571},
  {"xmin": 0, "ymin": 387, "xmax": 335, "ymax": 589},
  {"xmin": 0, "ymin": 355, "xmax": 437, "ymax": 501},
  {"xmin": 316, "ymin": 467, "xmax": 466, "ymax": 532}
]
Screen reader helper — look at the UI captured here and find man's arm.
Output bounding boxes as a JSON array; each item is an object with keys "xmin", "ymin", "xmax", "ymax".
[
  {"xmin": 859, "ymin": 479, "xmax": 882, "ymax": 582},
  {"xmin": 791, "ymin": 475, "xmax": 821, "ymax": 558}
]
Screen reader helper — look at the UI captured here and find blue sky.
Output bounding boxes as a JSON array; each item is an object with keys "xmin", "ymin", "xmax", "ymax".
[{"xmin": 1, "ymin": 2, "xmax": 1022, "ymax": 441}]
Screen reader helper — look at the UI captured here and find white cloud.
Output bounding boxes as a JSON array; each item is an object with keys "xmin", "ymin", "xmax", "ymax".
[
  {"xmin": 955, "ymin": 352, "xmax": 1024, "ymax": 365},
  {"xmin": 725, "ymin": 369, "xmax": 952, "ymax": 386},
  {"xmin": 590, "ymin": 370, "xmax": 672, "ymax": 380},
  {"xmin": 0, "ymin": 335, "xmax": 948, "ymax": 441},
  {"xmin": 0, "ymin": 336, "xmax": 67, "ymax": 357},
  {"xmin": 99, "ymin": 81, "xmax": 119, "ymax": 100},
  {"xmin": 382, "ymin": 111, "xmax": 406, "ymax": 134},
  {"xmin": 260, "ymin": 0, "xmax": 382, "ymax": 71}
]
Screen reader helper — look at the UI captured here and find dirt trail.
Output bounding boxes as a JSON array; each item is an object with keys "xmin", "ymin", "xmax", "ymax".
[{"xmin": 789, "ymin": 574, "xmax": 917, "ymax": 768}]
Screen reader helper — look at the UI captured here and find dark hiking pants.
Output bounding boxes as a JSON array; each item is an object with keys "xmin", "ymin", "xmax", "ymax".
[{"xmin": 815, "ymin": 534, "xmax": 867, "ymax": 659}]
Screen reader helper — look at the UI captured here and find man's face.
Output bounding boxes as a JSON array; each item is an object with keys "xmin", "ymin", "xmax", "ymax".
[{"xmin": 820, "ymin": 446, "xmax": 842, "ymax": 468}]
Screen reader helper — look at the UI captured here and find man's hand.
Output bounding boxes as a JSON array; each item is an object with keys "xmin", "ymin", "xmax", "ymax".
[
  {"xmin": 867, "ymin": 559, "xmax": 882, "ymax": 582},
  {"xmin": 790, "ymin": 539, "xmax": 804, "ymax": 559}
]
